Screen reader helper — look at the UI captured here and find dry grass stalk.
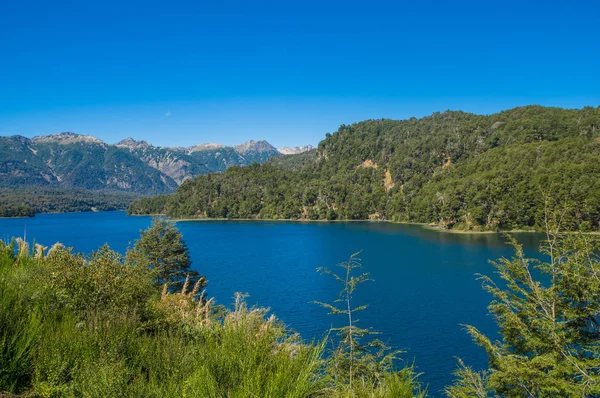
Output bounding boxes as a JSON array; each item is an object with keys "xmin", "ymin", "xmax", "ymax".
[
  {"xmin": 15, "ymin": 238, "xmax": 30, "ymax": 258},
  {"xmin": 46, "ymin": 243, "xmax": 65, "ymax": 258},
  {"xmin": 196, "ymin": 296, "xmax": 214, "ymax": 325},
  {"xmin": 34, "ymin": 243, "xmax": 47, "ymax": 260},
  {"xmin": 181, "ymin": 274, "xmax": 190, "ymax": 295},
  {"xmin": 191, "ymin": 277, "xmax": 205, "ymax": 298}
]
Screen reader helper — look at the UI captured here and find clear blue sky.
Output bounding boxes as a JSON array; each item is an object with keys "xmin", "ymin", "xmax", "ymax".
[{"xmin": 1, "ymin": 0, "xmax": 598, "ymax": 148}]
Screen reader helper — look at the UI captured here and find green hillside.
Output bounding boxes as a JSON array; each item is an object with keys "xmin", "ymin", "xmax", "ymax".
[{"xmin": 129, "ymin": 106, "xmax": 600, "ymax": 231}]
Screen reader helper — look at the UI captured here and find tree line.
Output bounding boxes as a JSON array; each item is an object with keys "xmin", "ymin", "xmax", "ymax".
[{"xmin": 0, "ymin": 188, "xmax": 140, "ymax": 217}]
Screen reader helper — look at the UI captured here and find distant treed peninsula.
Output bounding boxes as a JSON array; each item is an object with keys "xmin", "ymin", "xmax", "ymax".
[{"xmin": 129, "ymin": 106, "xmax": 600, "ymax": 232}]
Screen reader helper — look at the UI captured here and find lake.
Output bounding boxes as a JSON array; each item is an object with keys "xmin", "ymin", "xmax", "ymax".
[{"xmin": 0, "ymin": 211, "xmax": 545, "ymax": 395}]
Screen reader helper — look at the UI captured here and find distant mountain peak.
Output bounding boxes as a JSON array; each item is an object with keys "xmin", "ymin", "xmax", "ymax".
[
  {"xmin": 115, "ymin": 137, "xmax": 152, "ymax": 149},
  {"xmin": 32, "ymin": 132, "xmax": 104, "ymax": 145},
  {"xmin": 187, "ymin": 143, "xmax": 226, "ymax": 153},
  {"xmin": 278, "ymin": 145, "xmax": 314, "ymax": 155},
  {"xmin": 234, "ymin": 140, "xmax": 277, "ymax": 154},
  {"xmin": 9, "ymin": 135, "xmax": 33, "ymax": 145}
]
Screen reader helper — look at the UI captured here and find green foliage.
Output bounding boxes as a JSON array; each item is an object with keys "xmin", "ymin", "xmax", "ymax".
[
  {"xmin": 37, "ymin": 244, "xmax": 156, "ymax": 316},
  {"xmin": 131, "ymin": 106, "xmax": 600, "ymax": 231},
  {"xmin": 0, "ymin": 203, "xmax": 35, "ymax": 217},
  {"xmin": 444, "ymin": 359, "xmax": 489, "ymax": 398},
  {"xmin": 0, "ymin": 262, "xmax": 41, "ymax": 392},
  {"xmin": 126, "ymin": 194, "xmax": 169, "ymax": 215},
  {"xmin": 412, "ymin": 137, "xmax": 600, "ymax": 230},
  {"xmin": 447, "ymin": 224, "xmax": 600, "ymax": 396},
  {"xmin": 126, "ymin": 218, "xmax": 203, "ymax": 292}
]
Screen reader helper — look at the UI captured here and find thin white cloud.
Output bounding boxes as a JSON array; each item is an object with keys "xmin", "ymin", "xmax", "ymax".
[{"xmin": 165, "ymin": 111, "xmax": 172, "ymax": 117}]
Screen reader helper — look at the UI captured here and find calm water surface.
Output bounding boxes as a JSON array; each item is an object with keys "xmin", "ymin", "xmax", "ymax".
[{"xmin": 0, "ymin": 211, "xmax": 545, "ymax": 395}]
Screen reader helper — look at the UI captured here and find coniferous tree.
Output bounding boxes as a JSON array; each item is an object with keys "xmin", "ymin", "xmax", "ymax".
[{"xmin": 127, "ymin": 218, "xmax": 204, "ymax": 293}]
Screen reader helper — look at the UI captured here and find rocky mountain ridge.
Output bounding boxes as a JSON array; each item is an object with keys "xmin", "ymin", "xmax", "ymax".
[
  {"xmin": 278, "ymin": 145, "xmax": 315, "ymax": 155},
  {"xmin": 0, "ymin": 132, "xmax": 313, "ymax": 195}
]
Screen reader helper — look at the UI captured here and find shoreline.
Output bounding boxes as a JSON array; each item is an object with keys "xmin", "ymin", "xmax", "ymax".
[
  {"xmin": 0, "ymin": 209, "xmax": 129, "ymax": 219},
  {"xmin": 138, "ymin": 214, "xmax": 545, "ymax": 235},
  {"xmin": 21, "ymin": 211, "xmax": 595, "ymax": 235},
  {"xmin": 419, "ymin": 224, "xmax": 537, "ymax": 235},
  {"xmin": 172, "ymin": 218, "xmax": 600, "ymax": 236},
  {"xmin": 166, "ymin": 217, "xmax": 597, "ymax": 235}
]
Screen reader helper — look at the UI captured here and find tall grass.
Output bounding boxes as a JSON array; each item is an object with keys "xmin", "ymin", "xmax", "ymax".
[
  {"xmin": 0, "ymin": 239, "xmax": 42, "ymax": 393},
  {"xmin": 0, "ymin": 278, "xmax": 41, "ymax": 393}
]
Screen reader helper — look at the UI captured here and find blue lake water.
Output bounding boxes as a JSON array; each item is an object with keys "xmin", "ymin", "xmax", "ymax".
[{"xmin": 0, "ymin": 211, "xmax": 545, "ymax": 395}]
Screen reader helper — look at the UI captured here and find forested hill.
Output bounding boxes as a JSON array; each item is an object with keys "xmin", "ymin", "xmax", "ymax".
[{"xmin": 129, "ymin": 106, "xmax": 600, "ymax": 231}]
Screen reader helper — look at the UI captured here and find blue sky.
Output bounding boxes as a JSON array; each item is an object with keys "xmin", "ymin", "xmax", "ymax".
[{"xmin": 1, "ymin": 0, "xmax": 598, "ymax": 148}]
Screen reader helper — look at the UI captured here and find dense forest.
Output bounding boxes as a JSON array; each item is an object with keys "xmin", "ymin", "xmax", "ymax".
[
  {"xmin": 0, "ymin": 203, "xmax": 35, "ymax": 218},
  {"xmin": 0, "ymin": 188, "xmax": 140, "ymax": 216},
  {"xmin": 129, "ymin": 106, "xmax": 600, "ymax": 231},
  {"xmin": 2, "ymin": 219, "xmax": 599, "ymax": 396}
]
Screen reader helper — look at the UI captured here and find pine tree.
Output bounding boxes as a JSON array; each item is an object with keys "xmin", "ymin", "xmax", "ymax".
[{"xmin": 127, "ymin": 218, "xmax": 205, "ymax": 293}]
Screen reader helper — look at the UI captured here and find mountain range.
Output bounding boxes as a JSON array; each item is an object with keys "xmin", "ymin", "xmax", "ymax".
[{"xmin": 0, "ymin": 133, "xmax": 313, "ymax": 195}]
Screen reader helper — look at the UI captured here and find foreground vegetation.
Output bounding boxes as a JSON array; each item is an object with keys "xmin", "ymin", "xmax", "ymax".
[
  {"xmin": 0, "ymin": 188, "xmax": 140, "ymax": 217},
  {"xmin": 447, "ymin": 218, "xmax": 600, "ymax": 396},
  {"xmin": 0, "ymin": 219, "xmax": 424, "ymax": 397},
  {"xmin": 129, "ymin": 106, "xmax": 600, "ymax": 232}
]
